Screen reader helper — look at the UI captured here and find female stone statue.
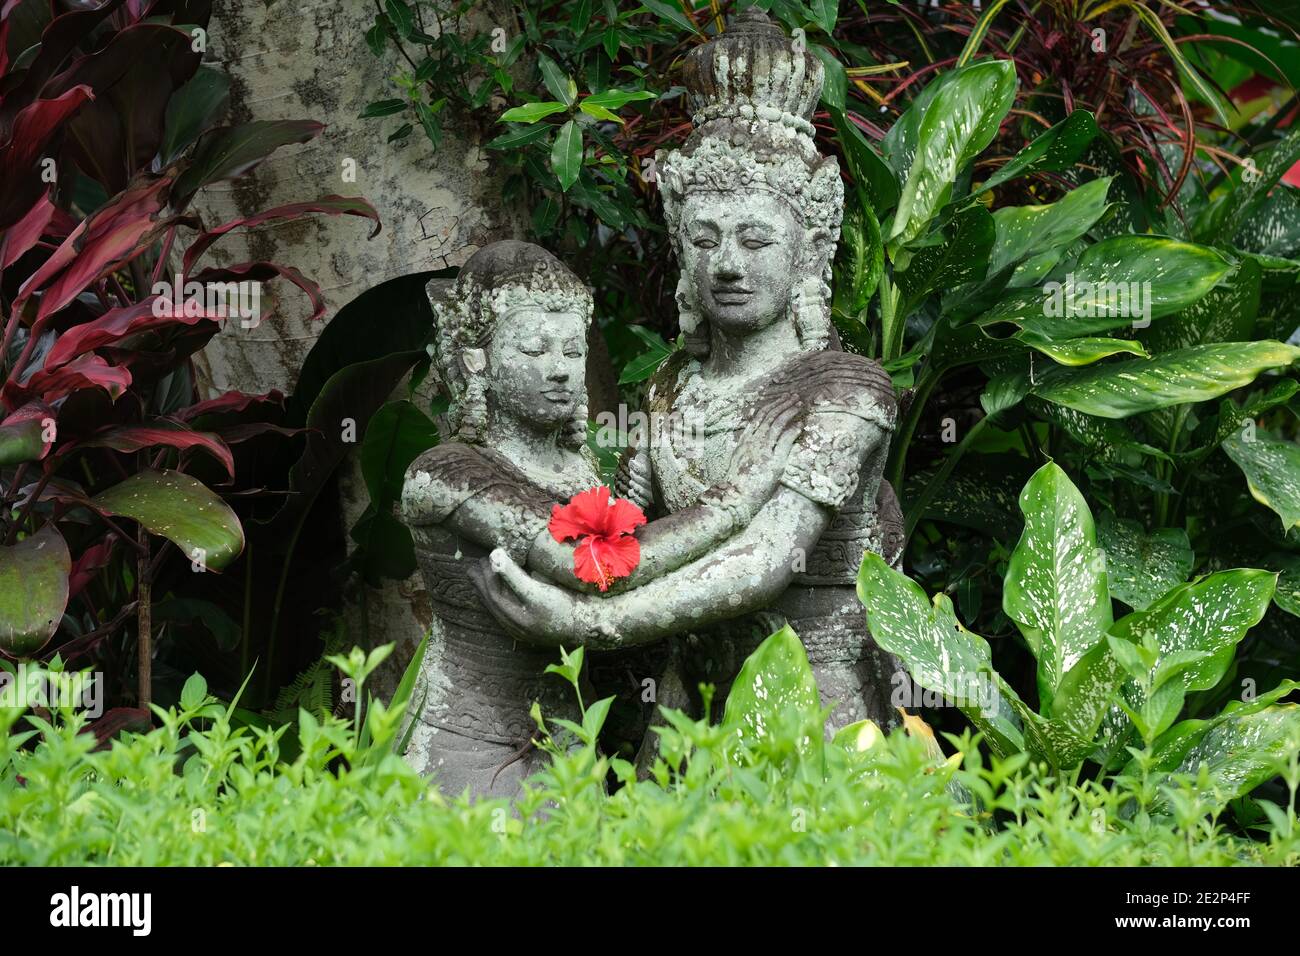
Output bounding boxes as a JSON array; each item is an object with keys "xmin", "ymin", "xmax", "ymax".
[
  {"xmin": 471, "ymin": 10, "xmax": 906, "ymax": 734},
  {"xmin": 401, "ymin": 239, "xmax": 795, "ymax": 798}
]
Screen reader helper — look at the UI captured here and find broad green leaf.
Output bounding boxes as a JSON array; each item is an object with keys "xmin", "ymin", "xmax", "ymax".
[
  {"xmin": 1272, "ymin": 554, "xmax": 1300, "ymax": 618},
  {"xmin": 1003, "ymin": 462, "xmax": 1112, "ymax": 708},
  {"xmin": 857, "ymin": 553, "xmax": 1024, "ymax": 757},
  {"xmin": 1234, "ymin": 184, "xmax": 1300, "ymax": 260},
  {"xmin": 1017, "ymin": 334, "xmax": 1147, "ymax": 366},
  {"xmin": 978, "ymin": 236, "xmax": 1234, "ymax": 339},
  {"xmin": 972, "ymin": 110, "xmax": 1100, "ymax": 198},
  {"xmin": 359, "ymin": 98, "xmax": 406, "ymax": 118},
  {"xmin": 1043, "ymin": 638, "xmax": 1129, "ymax": 768},
  {"xmin": 1031, "ymin": 341, "xmax": 1300, "ymax": 419},
  {"xmin": 359, "ymin": 400, "xmax": 440, "ymax": 508},
  {"xmin": 160, "ymin": 66, "xmax": 230, "ymax": 165},
  {"xmin": 93, "ymin": 469, "xmax": 244, "ymax": 571},
  {"xmin": 832, "ymin": 719, "xmax": 883, "ymax": 752},
  {"xmin": 887, "ymin": 60, "xmax": 1017, "ymax": 248},
  {"xmin": 830, "ymin": 108, "xmax": 899, "ymax": 214},
  {"xmin": 832, "ymin": 201, "xmax": 881, "ymax": 319},
  {"xmin": 578, "ymin": 100, "xmax": 621, "ymax": 123},
  {"xmin": 498, "ymin": 102, "xmax": 568, "ymax": 124},
  {"xmin": 903, "ymin": 452, "xmax": 1031, "ymax": 539},
  {"xmin": 810, "ymin": 0, "xmax": 839, "ymax": 34},
  {"xmin": 485, "ymin": 123, "xmax": 552, "ymax": 150},
  {"xmin": 1165, "ymin": 705, "xmax": 1300, "ymax": 810},
  {"xmin": 989, "ymin": 177, "xmax": 1113, "ymax": 286},
  {"xmin": 1144, "ymin": 679, "xmax": 1300, "ymax": 772},
  {"xmin": 1222, "ymin": 429, "xmax": 1300, "ymax": 531},
  {"xmin": 1097, "ymin": 516, "xmax": 1193, "ymax": 611},
  {"xmin": 1137, "ymin": 257, "xmax": 1261, "ymax": 355},
  {"xmin": 1108, "ymin": 569, "xmax": 1276, "ymax": 694},
  {"xmin": 0, "ymin": 525, "xmax": 70, "ymax": 657},
  {"xmin": 720, "ymin": 625, "xmax": 824, "ymax": 762},
  {"xmin": 896, "ymin": 203, "xmax": 993, "ymax": 302},
  {"xmin": 0, "ymin": 404, "xmax": 52, "ymax": 465},
  {"xmin": 1223, "ymin": 124, "xmax": 1300, "ymax": 238},
  {"xmin": 550, "ymin": 119, "xmax": 582, "ymax": 192}
]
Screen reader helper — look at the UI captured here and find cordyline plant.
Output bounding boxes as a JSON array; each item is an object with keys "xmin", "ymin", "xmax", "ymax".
[{"xmin": 0, "ymin": 0, "xmax": 377, "ymax": 716}]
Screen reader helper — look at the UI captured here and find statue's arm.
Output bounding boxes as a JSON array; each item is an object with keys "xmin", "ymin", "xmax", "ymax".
[{"xmin": 525, "ymin": 392, "xmax": 805, "ymax": 591}]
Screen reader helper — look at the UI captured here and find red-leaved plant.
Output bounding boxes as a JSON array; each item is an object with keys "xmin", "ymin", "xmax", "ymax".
[
  {"xmin": 548, "ymin": 485, "xmax": 646, "ymax": 591},
  {"xmin": 0, "ymin": 0, "xmax": 377, "ymax": 716}
]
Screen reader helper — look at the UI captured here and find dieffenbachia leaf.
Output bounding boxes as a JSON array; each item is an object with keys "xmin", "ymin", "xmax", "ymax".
[
  {"xmin": 1109, "ymin": 570, "xmax": 1276, "ymax": 696},
  {"xmin": 972, "ymin": 110, "xmax": 1100, "ymax": 198},
  {"xmin": 976, "ymin": 236, "xmax": 1234, "ymax": 339},
  {"xmin": 1017, "ymin": 334, "xmax": 1147, "ymax": 367},
  {"xmin": 1137, "ymin": 257, "xmax": 1261, "ymax": 355},
  {"xmin": 0, "ymin": 524, "xmax": 70, "ymax": 656},
  {"xmin": 1097, "ymin": 516, "xmax": 1194, "ymax": 611},
  {"xmin": 1031, "ymin": 341, "xmax": 1300, "ymax": 419},
  {"xmin": 1003, "ymin": 462, "xmax": 1112, "ymax": 709},
  {"xmin": 989, "ymin": 176, "xmax": 1114, "ymax": 287},
  {"xmin": 857, "ymin": 553, "xmax": 1024, "ymax": 758},
  {"xmin": 885, "ymin": 59, "xmax": 1017, "ymax": 250},
  {"xmin": 720, "ymin": 625, "xmax": 824, "ymax": 764},
  {"xmin": 1222, "ymin": 430, "xmax": 1300, "ymax": 532},
  {"xmin": 92, "ymin": 469, "xmax": 244, "ymax": 570}
]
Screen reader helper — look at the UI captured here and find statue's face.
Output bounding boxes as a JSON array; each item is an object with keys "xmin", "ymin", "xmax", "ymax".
[
  {"xmin": 681, "ymin": 191, "xmax": 802, "ymax": 334},
  {"xmin": 486, "ymin": 305, "xmax": 587, "ymax": 430}
]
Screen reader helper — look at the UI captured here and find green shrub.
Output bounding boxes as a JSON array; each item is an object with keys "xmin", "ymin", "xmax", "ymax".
[{"xmin": 3, "ymin": 633, "xmax": 1296, "ymax": 866}]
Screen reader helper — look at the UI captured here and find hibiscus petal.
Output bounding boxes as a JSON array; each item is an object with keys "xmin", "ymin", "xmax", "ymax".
[
  {"xmin": 548, "ymin": 485, "xmax": 611, "ymax": 542},
  {"xmin": 572, "ymin": 532, "xmax": 641, "ymax": 592},
  {"xmin": 605, "ymin": 496, "xmax": 647, "ymax": 536}
]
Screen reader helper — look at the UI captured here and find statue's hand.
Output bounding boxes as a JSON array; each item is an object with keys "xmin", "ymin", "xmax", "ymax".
[
  {"xmin": 712, "ymin": 392, "xmax": 803, "ymax": 522},
  {"xmin": 469, "ymin": 548, "xmax": 616, "ymax": 649}
]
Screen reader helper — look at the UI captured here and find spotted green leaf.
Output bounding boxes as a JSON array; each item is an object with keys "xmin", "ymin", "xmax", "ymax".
[
  {"xmin": 1222, "ymin": 429, "xmax": 1300, "ymax": 531},
  {"xmin": 990, "ymin": 177, "xmax": 1114, "ymax": 287},
  {"xmin": 1003, "ymin": 462, "xmax": 1112, "ymax": 709},
  {"xmin": 0, "ymin": 525, "xmax": 70, "ymax": 657},
  {"xmin": 1097, "ymin": 516, "xmax": 1193, "ymax": 611},
  {"xmin": 978, "ymin": 236, "xmax": 1234, "ymax": 339},
  {"xmin": 1017, "ymin": 334, "xmax": 1147, "ymax": 366},
  {"xmin": 720, "ymin": 625, "xmax": 824, "ymax": 763},
  {"xmin": 93, "ymin": 470, "xmax": 244, "ymax": 571},
  {"xmin": 1031, "ymin": 341, "xmax": 1300, "ymax": 419},
  {"xmin": 857, "ymin": 553, "xmax": 1024, "ymax": 758},
  {"xmin": 972, "ymin": 110, "xmax": 1100, "ymax": 198},
  {"xmin": 886, "ymin": 60, "xmax": 1017, "ymax": 249}
]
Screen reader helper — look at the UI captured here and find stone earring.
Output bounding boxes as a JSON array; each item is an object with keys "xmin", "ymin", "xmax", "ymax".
[
  {"xmin": 791, "ymin": 275, "xmax": 830, "ymax": 352},
  {"xmin": 565, "ymin": 386, "xmax": 589, "ymax": 450},
  {"xmin": 457, "ymin": 375, "xmax": 488, "ymax": 444}
]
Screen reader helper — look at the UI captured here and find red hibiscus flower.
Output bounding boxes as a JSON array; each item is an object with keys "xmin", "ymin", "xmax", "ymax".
[{"xmin": 548, "ymin": 485, "xmax": 647, "ymax": 591}]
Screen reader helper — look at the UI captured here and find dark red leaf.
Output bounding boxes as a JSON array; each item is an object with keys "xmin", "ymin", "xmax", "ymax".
[
  {"xmin": 192, "ymin": 260, "xmax": 327, "ymax": 321},
  {"xmin": 44, "ymin": 295, "xmax": 222, "ymax": 369},
  {"xmin": 68, "ymin": 535, "xmax": 116, "ymax": 599},
  {"xmin": 0, "ymin": 188, "xmax": 55, "ymax": 270},
  {"xmin": 0, "ymin": 85, "xmax": 94, "ymax": 229},
  {"xmin": 72, "ymin": 422, "xmax": 234, "ymax": 480},
  {"xmin": 4, "ymin": 353, "xmax": 132, "ymax": 409},
  {"xmin": 182, "ymin": 195, "xmax": 382, "ymax": 272},
  {"xmin": 177, "ymin": 388, "xmax": 285, "ymax": 421},
  {"xmin": 85, "ymin": 707, "xmax": 151, "ymax": 748}
]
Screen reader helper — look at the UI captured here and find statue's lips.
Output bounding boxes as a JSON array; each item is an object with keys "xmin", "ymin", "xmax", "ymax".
[
  {"xmin": 712, "ymin": 287, "xmax": 753, "ymax": 304},
  {"xmin": 541, "ymin": 389, "xmax": 573, "ymax": 403}
]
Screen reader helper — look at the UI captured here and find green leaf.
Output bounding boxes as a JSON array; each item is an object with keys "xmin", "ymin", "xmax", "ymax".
[
  {"xmin": 1137, "ymin": 258, "xmax": 1261, "ymax": 355},
  {"xmin": 856, "ymin": 553, "xmax": 1024, "ymax": 757},
  {"xmin": 537, "ymin": 54, "xmax": 577, "ymax": 107},
  {"xmin": 896, "ymin": 203, "xmax": 993, "ymax": 302},
  {"xmin": 550, "ymin": 119, "xmax": 582, "ymax": 192},
  {"xmin": 886, "ymin": 60, "xmax": 1018, "ymax": 249},
  {"xmin": 1097, "ymin": 516, "xmax": 1193, "ymax": 611},
  {"xmin": 180, "ymin": 673, "xmax": 208, "ymax": 710},
  {"xmin": 1163, "ymin": 705, "xmax": 1300, "ymax": 810},
  {"xmin": 583, "ymin": 89, "xmax": 656, "ymax": 111},
  {"xmin": 1017, "ymin": 334, "xmax": 1147, "ymax": 366},
  {"xmin": 832, "ymin": 200, "xmax": 882, "ymax": 319},
  {"xmin": 359, "ymin": 98, "xmax": 407, "ymax": 118},
  {"xmin": 579, "ymin": 100, "xmax": 622, "ymax": 123},
  {"xmin": 93, "ymin": 470, "xmax": 244, "ymax": 571},
  {"xmin": 978, "ymin": 236, "xmax": 1235, "ymax": 339},
  {"xmin": 384, "ymin": 0, "xmax": 413, "ymax": 39},
  {"xmin": 1222, "ymin": 429, "xmax": 1300, "ymax": 531},
  {"xmin": 159, "ymin": 66, "xmax": 230, "ymax": 166},
  {"xmin": 810, "ymin": 0, "xmax": 839, "ymax": 34},
  {"xmin": 172, "ymin": 120, "xmax": 323, "ymax": 211},
  {"xmin": 1003, "ymin": 462, "xmax": 1112, "ymax": 708},
  {"xmin": 1223, "ymin": 125, "xmax": 1300, "ymax": 239},
  {"xmin": 988, "ymin": 176, "xmax": 1113, "ymax": 286},
  {"xmin": 830, "ymin": 108, "xmax": 899, "ymax": 214},
  {"xmin": 721, "ymin": 626, "xmax": 824, "ymax": 763},
  {"xmin": 359, "ymin": 400, "xmax": 440, "ymax": 509},
  {"xmin": 972, "ymin": 110, "xmax": 1100, "ymax": 198},
  {"xmin": 0, "ymin": 406, "xmax": 51, "ymax": 466},
  {"xmin": 498, "ymin": 102, "xmax": 568, "ymax": 124},
  {"xmin": 640, "ymin": 0, "xmax": 699, "ymax": 35},
  {"xmin": 1272, "ymin": 555, "xmax": 1300, "ymax": 619},
  {"xmin": 0, "ymin": 525, "xmax": 70, "ymax": 657},
  {"xmin": 1234, "ymin": 184, "xmax": 1300, "ymax": 259},
  {"xmin": 1032, "ymin": 341, "xmax": 1300, "ymax": 419},
  {"xmin": 485, "ymin": 123, "xmax": 552, "ymax": 150},
  {"xmin": 1109, "ymin": 570, "xmax": 1276, "ymax": 694}
]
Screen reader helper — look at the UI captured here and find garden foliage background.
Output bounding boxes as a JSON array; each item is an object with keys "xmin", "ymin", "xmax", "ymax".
[{"xmin": 2, "ymin": 0, "xmax": 1300, "ymax": 864}]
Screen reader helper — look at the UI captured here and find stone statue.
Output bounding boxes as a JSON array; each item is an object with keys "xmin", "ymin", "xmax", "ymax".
[
  {"xmin": 470, "ymin": 9, "xmax": 906, "ymax": 737},
  {"xmin": 400, "ymin": 239, "xmax": 795, "ymax": 798}
]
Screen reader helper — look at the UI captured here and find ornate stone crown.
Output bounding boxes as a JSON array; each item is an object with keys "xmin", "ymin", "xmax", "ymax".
[{"xmin": 681, "ymin": 6, "xmax": 824, "ymax": 141}]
